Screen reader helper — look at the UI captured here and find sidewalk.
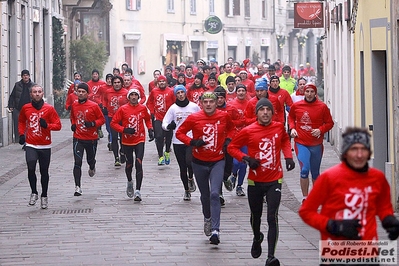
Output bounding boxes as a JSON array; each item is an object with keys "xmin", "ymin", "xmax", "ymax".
[{"xmin": 0, "ymin": 119, "xmax": 372, "ymax": 265}]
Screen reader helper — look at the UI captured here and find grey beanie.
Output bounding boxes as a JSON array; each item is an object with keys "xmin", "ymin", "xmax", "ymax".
[{"xmin": 256, "ymin": 98, "xmax": 274, "ymax": 114}]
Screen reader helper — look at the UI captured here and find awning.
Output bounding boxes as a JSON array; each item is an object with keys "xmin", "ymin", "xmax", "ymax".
[
  {"xmin": 188, "ymin": 35, "xmax": 207, "ymax": 42},
  {"xmin": 161, "ymin": 33, "xmax": 189, "ymax": 57},
  {"xmin": 123, "ymin": 32, "xmax": 141, "ymax": 41}
]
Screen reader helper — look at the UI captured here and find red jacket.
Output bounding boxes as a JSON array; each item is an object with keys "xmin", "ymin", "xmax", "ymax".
[
  {"xmin": 65, "ymin": 92, "xmax": 78, "ymax": 111},
  {"xmin": 288, "ymin": 99, "xmax": 334, "ymax": 146},
  {"xmin": 268, "ymin": 88, "xmax": 293, "ymax": 123},
  {"xmin": 103, "ymin": 88, "xmax": 129, "ymax": 118},
  {"xmin": 19, "ymin": 102, "xmax": 62, "ymax": 146},
  {"xmin": 228, "ymin": 121, "xmax": 292, "ymax": 183},
  {"xmin": 244, "ymin": 97, "xmax": 280, "ymax": 125},
  {"xmin": 111, "ymin": 103, "xmax": 153, "ymax": 146},
  {"xmin": 229, "ymin": 98, "xmax": 249, "ymax": 132},
  {"xmin": 70, "ymin": 99, "xmax": 105, "ymax": 140},
  {"xmin": 241, "ymin": 79, "xmax": 256, "ymax": 98},
  {"xmin": 176, "ymin": 109, "xmax": 234, "ymax": 162},
  {"xmin": 299, "ymin": 163, "xmax": 394, "ymax": 240},
  {"xmin": 87, "ymin": 79, "xmax": 106, "ymax": 104},
  {"xmin": 146, "ymin": 87, "xmax": 175, "ymax": 121},
  {"xmin": 187, "ymin": 86, "xmax": 206, "ymax": 106}
]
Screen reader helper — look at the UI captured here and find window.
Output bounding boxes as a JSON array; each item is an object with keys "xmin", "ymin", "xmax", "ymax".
[
  {"xmin": 167, "ymin": 0, "xmax": 174, "ymax": 13},
  {"xmin": 244, "ymin": 0, "xmax": 250, "ymax": 18},
  {"xmin": 209, "ymin": 0, "xmax": 215, "ymax": 15},
  {"xmin": 262, "ymin": 0, "xmax": 268, "ymax": 19},
  {"xmin": 225, "ymin": 0, "xmax": 240, "ymax": 16},
  {"xmin": 126, "ymin": 0, "xmax": 141, "ymax": 11},
  {"xmin": 190, "ymin": 0, "xmax": 196, "ymax": 14}
]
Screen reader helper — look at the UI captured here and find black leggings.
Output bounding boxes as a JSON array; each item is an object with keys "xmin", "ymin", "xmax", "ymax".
[
  {"xmin": 153, "ymin": 120, "xmax": 172, "ymax": 157},
  {"xmin": 109, "ymin": 119, "xmax": 123, "ymax": 159},
  {"xmin": 73, "ymin": 138, "xmax": 97, "ymax": 187},
  {"xmin": 123, "ymin": 143, "xmax": 144, "ymax": 190},
  {"xmin": 25, "ymin": 146, "xmax": 51, "ymax": 197},
  {"xmin": 173, "ymin": 144, "xmax": 193, "ymax": 191},
  {"xmin": 247, "ymin": 180, "xmax": 282, "ymax": 257}
]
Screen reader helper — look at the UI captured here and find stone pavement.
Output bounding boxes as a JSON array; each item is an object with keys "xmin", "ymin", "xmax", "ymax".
[{"xmin": 0, "ymin": 119, "xmax": 391, "ymax": 265}]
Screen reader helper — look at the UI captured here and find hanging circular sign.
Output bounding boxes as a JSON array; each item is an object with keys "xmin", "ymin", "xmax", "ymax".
[{"xmin": 204, "ymin": 16, "xmax": 223, "ymax": 34}]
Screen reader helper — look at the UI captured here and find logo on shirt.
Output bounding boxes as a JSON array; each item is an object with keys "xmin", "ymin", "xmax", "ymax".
[
  {"xmin": 29, "ymin": 112, "xmax": 44, "ymax": 136},
  {"xmin": 155, "ymin": 94, "xmax": 167, "ymax": 114},
  {"xmin": 111, "ymin": 96, "xmax": 123, "ymax": 112},
  {"xmin": 202, "ymin": 120, "xmax": 220, "ymax": 153},
  {"xmin": 76, "ymin": 110, "xmax": 89, "ymax": 132},
  {"xmin": 299, "ymin": 111, "xmax": 312, "ymax": 131},
  {"xmin": 256, "ymin": 133, "xmax": 281, "ymax": 171},
  {"xmin": 334, "ymin": 186, "xmax": 372, "ymax": 237}
]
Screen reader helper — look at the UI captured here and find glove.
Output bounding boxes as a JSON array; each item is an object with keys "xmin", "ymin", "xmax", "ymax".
[
  {"xmin": 382, "ymin": 215, "xmax": 399, "ymax": 240},
  {"xmin": 148, "ymin": 129, "xmax": 155, "ymax": 142},
  {"xmin": 285, "ymin": 158, "xmax": 295, "ymax": 171},
  {"xmin": 243, "ymin": 156, "xmax": 260, "ymax": 169},
  {"xmin": 84, "ymin": 121, "xmax": 96, "ymax": 128},
  {"xmin": 123, "ymin": 127, "xmax": 136, "ymax": 135},
  {"xmin": 71, "ymin": 124, "xmax": 76, "ymax": 132},
  {"xmin": 326, "ymin": 219, "xmax": 361, "ymax": 240},
  {"xmin": 223, "ymin": 138, "xmax": 231, "ymax": 153},
  {"xmin": 39, "ymin": 118, "xmax": 48, "ymax": 129},
  {"xmin": 190, "ymin": 139, "xmax": 206, "ymax": 147},
  {"xmin": 167, "ymin": 121, "xmax": 176, "ymax": 130},
  {"xmin": 18, "ymin": 135, "xmax": 25, "ymax": 145},
  {"xmin": 102, "ymin": 107, "xmax": 108, "ymax": 116}
]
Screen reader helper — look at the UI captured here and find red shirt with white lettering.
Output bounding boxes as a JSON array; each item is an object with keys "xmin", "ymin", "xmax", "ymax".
[
  {"xmin": 299, "ymin": 163, "xmax": 394, "ymax": 240},
  {"xmin": 176, "ymin": 109, "xmax": 234, "ymax": 162},
  {"xmin": 70, "ymin": 99, "xmax": 105, "ymax": 140},
  {"xmin": 111, "ymin": 102, "xmax": 153, "ymax": 146},
  {"xmin": 19, "ymin": 102, "xmax": 61, "ymax": 146}
]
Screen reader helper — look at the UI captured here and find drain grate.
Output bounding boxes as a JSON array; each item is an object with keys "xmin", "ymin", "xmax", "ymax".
[{"xmin": 52, "ymin": 208, "xmax": 93, "ymax": 214}]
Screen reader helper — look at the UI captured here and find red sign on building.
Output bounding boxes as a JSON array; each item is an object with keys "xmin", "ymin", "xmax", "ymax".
[{"xmin": 294, "ymin": 2, "xmax": 324, "ymax": 28}]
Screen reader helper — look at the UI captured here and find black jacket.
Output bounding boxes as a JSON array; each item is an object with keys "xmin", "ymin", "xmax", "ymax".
[{"xmin": 8, "ymin": 79, "xmax": 34, "ymax": 111}]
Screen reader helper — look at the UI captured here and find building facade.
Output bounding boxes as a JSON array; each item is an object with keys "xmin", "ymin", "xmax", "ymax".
[{"xmin": 324, "ymin": 0, "xmax": 398, "ymax": 208}]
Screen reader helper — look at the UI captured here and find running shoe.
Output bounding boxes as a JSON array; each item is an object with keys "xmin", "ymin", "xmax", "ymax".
[
  {"xmin": 41, "ymin": 197, "xmax": 48, "ymax": 209},
  {"xmin": 209, "ymin": 230, "xmax": 220, "ymax": 245},
  {"xmin": 265, "ymin": 256, "xmax": 280, "ymax": 266},
  {"xmin": 183, "ymin": 191, "xmax": 191, "ymax": 201},
  {"xmin": 251, "ymin": 232, "xmax": 264, "ymax": 258},
  {"xmin": 114, "ymin": 158, "xmax": 121, "ymax": 167},
  {"xmin": 74, "ymin": 186, "xmax": 82, "ymax": 196},
  {"xmin": 88, "ymin": 167, "xmax": 96, "ymax": 177},
  {"xmin": 126, "ymin": 181, "xmax": 134, "ymax": 198},
  {"xmin": 134, "ymin": 190, "xmax": 142, "ymax": 201},
  {"xmin": 164, "ymin": 152, "xmax": 170, "ymax": 165},
  {"xmin": 158, "ymin": 156, "xmax": 165, "ymax": 166},
  {"xmin": 188, "ymin": 178, "xmax": 196, "ymax": 192},
  {"xmin": 219, "ymin": 194, "xmax": 225, "ymax": 206},
  {"xmin": 204, "ymin": 217, "xmax": 212, "ymax": 236},
  {"xmin": 107, "ymin": 142, "xmax": 112, "ymax": 151},
  {"xmin": 228, "ymin": 175, "xmax": 237, "ymax": 189},
  {"xmin": 98, "ymin": 128, "xmax": 104, "ymax": 138},
  {"xmin": 223, "ymin": 179, "xmax": 233, "ymax": 191},
  {"xmin": 28, "ymin": 193, "xmax": 38, "ymax": 206},
  {"xmin": 120, "ymin": 152, "xmax": 126, "ymax": 164},
  {"xmin": 236, "ymin": 186, "xmax": 245, "ymax": 196}
]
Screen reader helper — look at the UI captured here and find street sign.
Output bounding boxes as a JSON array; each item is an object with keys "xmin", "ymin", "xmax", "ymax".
[{"xmin": 204, "ymin": 16, "xmax": 223, "ymax": 34}]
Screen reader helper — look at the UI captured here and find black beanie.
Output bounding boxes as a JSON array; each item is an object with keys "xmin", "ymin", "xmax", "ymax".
[
  {"xmin": 77, "ymin": 82, "xmax": 90, "ymax": 93},
  {"xmin": 214, "ymin": 86, "xmax": 226, "ymax": 98},
  {"xmin": 226, "ymin": 76, "xmax": 236, "ymax": 84},
  {"xmin": 256, "ymin": 98, "xmax": 274, "ymax": 114},
  {"xmin": 195, "ymin": 73, "xmax": 204, "ymax": 82}
]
